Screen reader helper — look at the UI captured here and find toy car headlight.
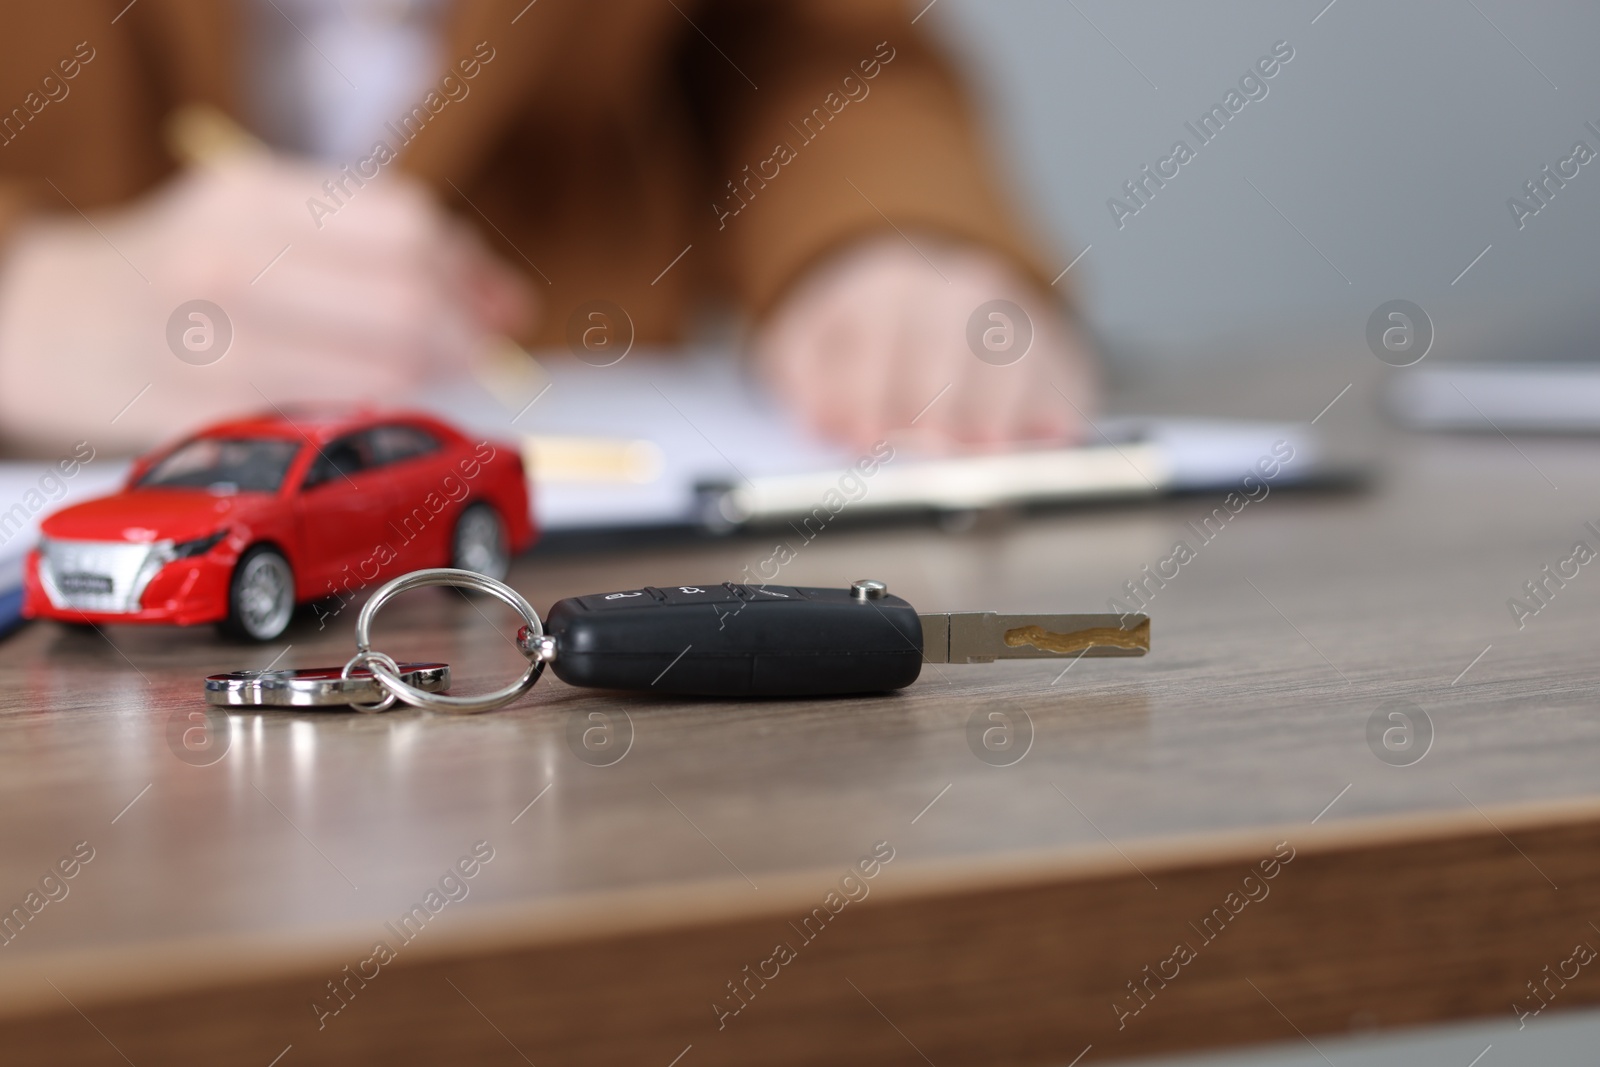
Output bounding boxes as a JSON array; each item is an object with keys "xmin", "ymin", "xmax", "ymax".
[{"xmin": 173, "ymin": 531, "xmax": 228, "ymax": 558}]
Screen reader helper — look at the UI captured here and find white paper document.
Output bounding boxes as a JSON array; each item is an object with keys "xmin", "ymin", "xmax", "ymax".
[{"xmin": 422, "ymin": 349, "xmax": 1325, "ymax": 531}]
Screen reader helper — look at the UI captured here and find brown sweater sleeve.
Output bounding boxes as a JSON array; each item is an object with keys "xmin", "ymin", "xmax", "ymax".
[
  {"xmin": 0, "ymin": 180, "xmax": 41, "ymax": 249},
  {"xmin": 0, "ymin": 1, "xmax": 235, "ymax": 241},
  {"xmin": 684, "ymin": 0, "xmax": 1061, "ymax": 318}
]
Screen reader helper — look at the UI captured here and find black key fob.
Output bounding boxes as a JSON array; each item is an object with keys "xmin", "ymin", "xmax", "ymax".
[{"xmin": 542, "ymin": 584, "xmax": 924, "ymax": 696}]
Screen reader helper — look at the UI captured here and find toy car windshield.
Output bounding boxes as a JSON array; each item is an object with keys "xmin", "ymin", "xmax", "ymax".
[{"xmin": 136, "ymin": 438, "xmax": 302, "ymax": 494}]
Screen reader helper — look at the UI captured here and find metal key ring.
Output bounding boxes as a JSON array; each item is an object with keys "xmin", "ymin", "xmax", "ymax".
[
  {"xmin": 339, "ymin": 649, "xmax": 403, "ymax": 713},
  {"xmin": 354, "ymin": 568, "xmax": 545, "ymax": 714}
]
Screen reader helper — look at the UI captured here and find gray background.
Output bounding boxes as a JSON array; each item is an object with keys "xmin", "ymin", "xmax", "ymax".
[
  {"xmin": 929, "ymin": 0, "xmax": 1600, "ymax": 372},
  {"xmin": 1121, "ymin": 1007, "xmax": 1596, "ymax": 1067},
  {"xmin": 926, "ymin": 1, "xmax": 1600, "ymax": 1062}
]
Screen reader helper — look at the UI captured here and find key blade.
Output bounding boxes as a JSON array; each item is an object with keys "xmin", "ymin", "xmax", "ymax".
[
  {"xmin": 920, "ymin": 612, "xmax": 1149, "ymax": 663},
  {"xmin": 995, "ymin": 614, "xmax": 1150, "ymax": 659}
]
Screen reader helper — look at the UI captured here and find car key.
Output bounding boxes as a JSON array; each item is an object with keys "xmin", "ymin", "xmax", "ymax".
[
  {"xmin": 204, "ymin": 571, "xmax": 1149, "ymax": 710},
  {"xmin": 522, "ymin": 579, "xmax": 1149, "ymax": 697}
]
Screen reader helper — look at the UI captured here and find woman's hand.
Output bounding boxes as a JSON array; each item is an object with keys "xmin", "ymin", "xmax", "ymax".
[
  {"xmin": 756, "ymin": 235, "xmax": 1099, "ymax": 450},
  {"xmin": 0, "ymin": 154, "xmax": 533, "ymax": 454}
]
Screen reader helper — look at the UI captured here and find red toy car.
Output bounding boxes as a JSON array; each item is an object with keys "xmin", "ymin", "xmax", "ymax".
[{"xmin": 24, "ymin": 409, "xmax": 533, "ymax": 641}]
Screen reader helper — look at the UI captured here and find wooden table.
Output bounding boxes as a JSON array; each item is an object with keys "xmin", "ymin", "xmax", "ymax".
[{"xmin": 5, "ymin": 375, "xmax": 1600, "ymax": 1065}]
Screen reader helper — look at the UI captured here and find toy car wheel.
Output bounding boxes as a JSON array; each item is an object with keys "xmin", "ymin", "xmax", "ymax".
[
  {"xmin": 220, "ymin": 546, "xmax": 295, "ymax": 641},
  {"xmin": 451, "ymin": 503, "xmax": 510, "ymax": 581}
]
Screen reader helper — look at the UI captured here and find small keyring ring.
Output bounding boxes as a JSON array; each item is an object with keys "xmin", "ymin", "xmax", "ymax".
[
  {"xmin": 354, "ymin": 568, "xmax": 545, "ymax": 715},
  {"xmin": 339, "ymin": 649, "xmax": 401, "ymax": 713}
]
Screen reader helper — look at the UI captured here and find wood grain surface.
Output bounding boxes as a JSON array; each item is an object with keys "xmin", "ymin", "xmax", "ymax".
[{"xmin": 4, "ymin": 370, "xmax": 1600, "ymax": 1064}]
